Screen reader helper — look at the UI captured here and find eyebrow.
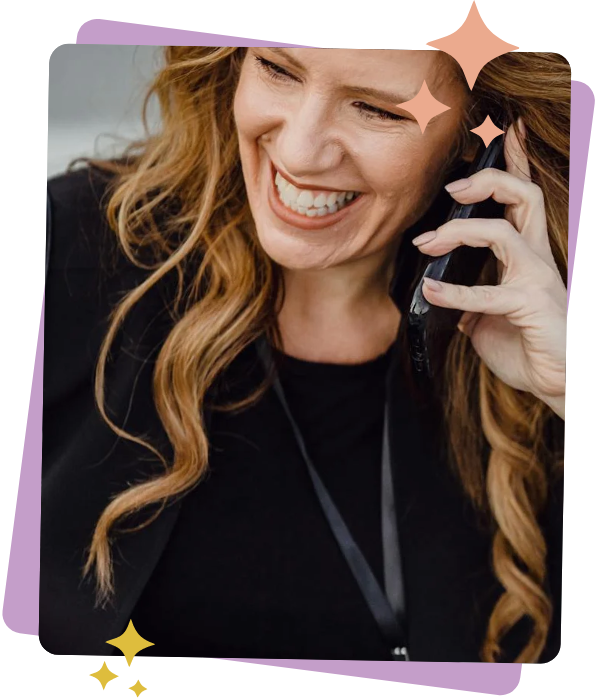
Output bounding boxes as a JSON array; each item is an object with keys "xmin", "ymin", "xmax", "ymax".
[{"xmin": 267, "ymin": 47, "xmax": 421, "ymax": 106}]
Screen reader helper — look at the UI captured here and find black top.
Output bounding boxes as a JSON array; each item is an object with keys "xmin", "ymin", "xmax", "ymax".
[
  {"xmin": 41, "ymin": 166, "xmax": 563, "ymax": 662},
  {"xmin": 132, "ymin": 348, "xmax": 392, "ymax": 659}
]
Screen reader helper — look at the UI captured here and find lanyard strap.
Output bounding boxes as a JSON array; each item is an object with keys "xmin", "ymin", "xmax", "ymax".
[
  {"xmin": 257, "ymin": 338, "xmax": 409, "ymax": 661},
  {"xmin": 382, "ymin": 399, "xmax": 407, "ymax": 624}
]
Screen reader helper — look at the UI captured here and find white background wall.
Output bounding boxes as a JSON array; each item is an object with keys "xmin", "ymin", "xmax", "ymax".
[{"xmin": 48, "ymin": 45, "xmax": 161, "ymax": 177}]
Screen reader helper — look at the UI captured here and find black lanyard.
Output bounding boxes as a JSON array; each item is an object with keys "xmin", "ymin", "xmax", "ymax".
[{"xmin": 257, "ymin": 337, "xmax": 409, "ymax": 661}]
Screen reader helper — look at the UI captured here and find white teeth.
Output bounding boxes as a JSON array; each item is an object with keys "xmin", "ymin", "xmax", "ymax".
[
  {"xmin": 297, "ymin": 190, "xmax": 314, "ymax": 208},
  {"xmin": 285, "ymin": 188, "xmax": 298, "ymax": 207},
  {"xmin": 274, "ymin": 168, "xmax": 359, "ymax": 218},
  {"xmin": 277, "ymin": 174, "xmax": 288, "ymax": 192}
]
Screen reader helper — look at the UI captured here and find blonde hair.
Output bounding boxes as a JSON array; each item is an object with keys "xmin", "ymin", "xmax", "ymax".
[{"xmin": 82, "ymin": 48, "xmax": 568, "ymax": 663}]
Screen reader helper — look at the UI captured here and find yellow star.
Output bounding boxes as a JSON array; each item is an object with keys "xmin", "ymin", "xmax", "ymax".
[
  {"xmin": 395, "ymin": 80, "xmax": 451, "ymax": 134},
  {"xmin": 129, "ymin": 680, "xmax": 147, "ymax": 697},
  {"xmin": 427, "ymin": 1, "xmax": 518, "ymax": 90},
  {"xmin": 106, "ymin": 620, "xmax": 155, "ymax": 666},
  {"xmin": 90, "ymin": 662, "xmax": 118, "ymax": 690},
  {"xmin": 470, "ymin": 114, "xmax": 505, "ymax": 147}
]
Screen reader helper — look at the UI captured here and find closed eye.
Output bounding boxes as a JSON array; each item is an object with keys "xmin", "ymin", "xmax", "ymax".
[
  {"xmin": 254, "ymin": 54, "xmax": 407, "ymax": 124},
  {"xmin": 353, "ymin": 102, "xmax": 406, "ymax": 123},
  {"xmin": 254, "ymin": 55, "xmax": 298, "ymax": 82}
]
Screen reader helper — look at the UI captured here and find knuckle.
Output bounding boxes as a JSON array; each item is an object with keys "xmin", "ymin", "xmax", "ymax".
[
  {"xmin": 492, "ymin": 218, "xmax": 518, "ymax": 243},
  {"xmin": 437, "ymin": 218, "xmax": 458, "ymax": 235},
  {"xmin": 525, "ymin": 181, "xmax": 545, "ymax": 205},
  {"xmin": 480, "ymin": 285, "xmax": 498, "ymax": 304},
  {"xmin": 477, "ymin": 167, "xmax": 501, "ymax": 180}
]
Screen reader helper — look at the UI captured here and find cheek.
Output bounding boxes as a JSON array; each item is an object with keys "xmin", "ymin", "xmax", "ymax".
[
  {"xmin": 233, "ymin": 75, "xmax": 260, "ymax": 140},
  {"xmin": 234, "ymin": 72, "xmax": 285, "ymax": 143},
  {"xmin": 357, "ymin": 136, "xmax": 455, "ymax": 238},
  {"xmin": 362, "ymin": 139, "xmax": 439, "ymax": 208}
]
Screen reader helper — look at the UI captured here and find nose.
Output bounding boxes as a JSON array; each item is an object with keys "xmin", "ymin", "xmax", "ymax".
[{"xmin": 275, "ymin": 92, "xmax": 344, "ymax": 180}]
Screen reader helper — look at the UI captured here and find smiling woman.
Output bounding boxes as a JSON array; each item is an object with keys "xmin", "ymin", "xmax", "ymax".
[
  {"xmin": 237, "ymin": 49, "xmax": 470, "ymax": 276},
  {"xmin": 42, "ymin": 47, "xmax": 568, "ymax": 663}
]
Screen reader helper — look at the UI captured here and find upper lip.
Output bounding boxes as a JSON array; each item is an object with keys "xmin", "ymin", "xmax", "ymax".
[{"xmin": 272, "ymin": 162, "xmax": 360, "ymax": 193}]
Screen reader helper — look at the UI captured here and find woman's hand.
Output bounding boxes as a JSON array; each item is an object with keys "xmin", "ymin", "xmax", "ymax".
[{"xmin": 412, "ymin": 118, "xmax": 566, "ymax": 420}]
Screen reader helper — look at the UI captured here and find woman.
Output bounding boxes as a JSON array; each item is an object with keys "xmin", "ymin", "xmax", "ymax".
[{"xmin": 41, "ymin": 47, "xmax": 567, "ymax": 663}]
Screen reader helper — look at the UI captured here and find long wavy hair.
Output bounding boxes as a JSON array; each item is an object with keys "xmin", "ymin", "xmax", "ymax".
[{"xmin": 82, "ymin": 48, "xmax": 569, "ymax": 663}]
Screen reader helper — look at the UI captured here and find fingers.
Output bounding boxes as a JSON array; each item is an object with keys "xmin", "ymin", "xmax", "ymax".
[
  {"xmin": 422, "ymin": 277, "xmax": 524, "ymax": 316},
  {"xmin": 445, "ymin": 168, "xmax": 546, "ymax": 240},
  {"xmin": 442, "ymin": 163, "xmax": 554, "ymax": 268},
  {"xmin": 412, "ymin": 216, "xmax": 534, "ymax": 269}
]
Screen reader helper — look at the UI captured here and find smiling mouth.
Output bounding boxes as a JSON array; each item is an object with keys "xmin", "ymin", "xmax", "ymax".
[{"xmin": 271, "ymin": 163, "xmax": 364, "ymax": 220}]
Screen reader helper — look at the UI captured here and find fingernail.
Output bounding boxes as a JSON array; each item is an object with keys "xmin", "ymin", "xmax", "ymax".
[
  {"xmin": 424, "ymin": 278, "xmax": 443, "ymax": 292},
  {"xmin": 445, "ymin": 178, "xmax": 472, "ymax": 193},
  {"xmin": 412, "ymin": 231, "xmax": 437, "ymax": 246}
]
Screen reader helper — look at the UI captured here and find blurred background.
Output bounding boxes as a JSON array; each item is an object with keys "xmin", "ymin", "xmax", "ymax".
[{"xmin": 48, "ymin": 45, "xmax": 163, "ymax": 177}]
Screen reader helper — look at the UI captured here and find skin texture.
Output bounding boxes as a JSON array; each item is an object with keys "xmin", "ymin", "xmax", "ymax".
[{"xmin": 233, "ymin": 49, "xmax": 566, "ymax": 417}]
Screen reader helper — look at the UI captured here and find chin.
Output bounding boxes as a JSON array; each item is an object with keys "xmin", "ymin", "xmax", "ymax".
[{"xmin": 254, "ymin": 225, "xmax": 344, "ymax": 271}]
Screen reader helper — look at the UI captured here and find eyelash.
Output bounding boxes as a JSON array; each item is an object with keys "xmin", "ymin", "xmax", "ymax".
[{"xmin": 253, "ymin": 56, "xmax": 406, "ymax": 123}]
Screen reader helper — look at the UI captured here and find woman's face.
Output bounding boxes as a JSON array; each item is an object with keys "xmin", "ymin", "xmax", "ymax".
[{"xmin": 234, "ymin": 48, "xmax": 470, "ymax": 271}]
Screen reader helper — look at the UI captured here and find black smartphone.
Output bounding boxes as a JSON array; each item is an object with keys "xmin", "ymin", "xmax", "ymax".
[{"xmin": 406, "ymin": 124, "xmax": 509, "ymax": 380}]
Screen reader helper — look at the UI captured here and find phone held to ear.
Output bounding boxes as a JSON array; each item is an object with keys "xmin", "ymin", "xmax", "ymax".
[{"xmin": 406, "ymin": 124, "xmax": 509, "ymax": 382}]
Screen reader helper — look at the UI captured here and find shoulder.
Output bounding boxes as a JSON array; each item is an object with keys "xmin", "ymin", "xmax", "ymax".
[
  {"xmin": 44, "ymin": 166, "xmax": 152, "ymax": 406},
  {"xmin": 47, "ymin": 165, "xmax": 126, "ymax": 273},
  {"xmin": 47, "ymin": 164, "xmax": 112, "ymax": 213}
]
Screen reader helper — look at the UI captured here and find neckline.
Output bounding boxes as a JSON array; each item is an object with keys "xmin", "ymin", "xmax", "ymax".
[{"xmin": 271, "ymin": 344, "xmax": 393, "ymax": 379}]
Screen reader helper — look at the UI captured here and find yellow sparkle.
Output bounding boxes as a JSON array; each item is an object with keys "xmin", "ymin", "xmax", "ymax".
[
  {"xmin": 106, "ymin": 620, "xmax": 155, "ymax": 666},
  {"xmin": 90, "ymin": 662, "xmax": 118, "ymax": 690},
  {"xmin": 129, "ymin": 679, "xmax": 147, "ymax": 696}
]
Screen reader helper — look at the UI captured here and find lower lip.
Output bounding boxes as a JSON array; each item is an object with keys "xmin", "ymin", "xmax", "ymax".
[{"xmin": 267, "ymin": 164, "xmax": 365, "ymax": 231}]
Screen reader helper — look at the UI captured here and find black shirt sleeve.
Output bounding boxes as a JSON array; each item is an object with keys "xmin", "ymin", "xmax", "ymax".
[{"xmin": 43, "ymin": 167, "xmax": 146, "ymax": 473}]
